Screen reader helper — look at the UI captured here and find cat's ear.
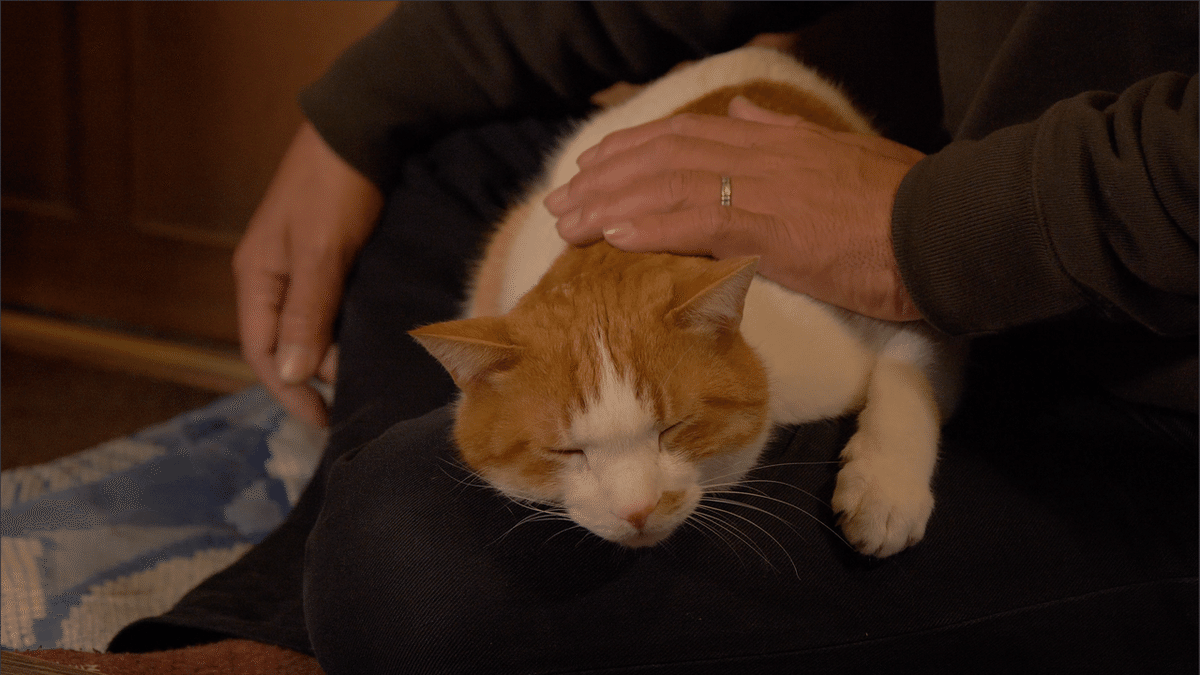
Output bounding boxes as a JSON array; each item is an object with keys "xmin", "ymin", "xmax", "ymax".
[
  {"xmin": 666, "ymin": 256, "xmax": 758, "ymax": 336},
  {"xmin": 409, "ymin": 317, "xmax": 522, "ymax": 388}
]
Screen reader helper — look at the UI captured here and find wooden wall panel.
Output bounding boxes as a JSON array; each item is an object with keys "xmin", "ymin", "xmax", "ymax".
[
  {"xmin": 2, "ymin": 1, "xmax": 397, "ymax": 347},
  {"xmin": 129, "ymin": 1, "xmax": 396, "ymax": 245},
  {"xmin": 75, "ymin": 2, "xmax": 134, "ymax": 223},
  {"xmin": 0, "ymin": 2, "xmax": 76, "ymax": 211}
]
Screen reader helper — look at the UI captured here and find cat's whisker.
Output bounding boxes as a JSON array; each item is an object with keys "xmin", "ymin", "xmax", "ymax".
[
  {"xmin": 686, "ymin": 509, "xmax": 773, "ymax": 570},
  {"xmin": 706, "ymin": 490, "xmax": 855, "ymax": 552},
  {"xmin": 678, "ymin": 515, "xmax": 729, "ymax": 553},
  {"xmin": 699, "ymin": 459, "xmax": 839, "ymax": 493},
  {"xmin": 488, "ymin": 506, "xmax": 576, "ymax": 547},
  {"xmin": 697, "ymin": 464, "xmax": 762, "ymax": 489},
  {"xmin": 544, "ymin": 522, "xmax": 593, "ymax": 547},
  {"xmin": 693, "ymin": 502, "xmax": 800, "ymax": 578},
  {"xmin": 701, "ymin": 464, "xmax": 841, "ymax": 512},
  {"xmin": 753, "ymin": 459, "xmax": 843, "ymax": 468},
  {"xmin": 723, "ymin": 479, "xmax": 834, "ymax": 510},
  {"xmin": 436, "ymin": 458, "xmax": 493, "ymax": 492},
  {"xmin": 682, "ymin": 517, "xmax": 751, "ymax": 568},
  {"xmin": 702, "ymin": 496, "xmax": 806, "ymax": 539},
  {"xmin": 501, "ymin": 509, "xmax": 561, "ymax": 529},
  {"xmin": 509, "ymin": 498, "xmax": 569, "ymax": 518},
  {"xmin": 714, "ymin": 491, "xmax": 836, "ymax": 535},
  {"xmin": 710, "ymin": 487, "xmax": 824, "ymax": 518}
]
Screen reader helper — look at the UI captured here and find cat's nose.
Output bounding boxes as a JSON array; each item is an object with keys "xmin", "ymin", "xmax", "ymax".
[{"xmin": 619, "ymin": 502, "xmax": 657, "ymax": 530}]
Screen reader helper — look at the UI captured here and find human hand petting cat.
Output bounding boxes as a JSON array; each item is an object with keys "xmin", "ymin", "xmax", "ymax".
[
  {"xmin": 546, "ymin": 96, "xmax": 925, "ymax": 322},
  {"xmin": 233, "ymin": 121, "xmax": 382, "ymax": 427}
]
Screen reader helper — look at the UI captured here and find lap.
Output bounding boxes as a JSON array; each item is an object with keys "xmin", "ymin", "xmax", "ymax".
[
  {"xmin": 112, "ymin": 113, "xmax": 1197, "ymax": 673},
  {"xmin": 305, "ymin": 338, "xmax": 1197, "ymax": 674}
]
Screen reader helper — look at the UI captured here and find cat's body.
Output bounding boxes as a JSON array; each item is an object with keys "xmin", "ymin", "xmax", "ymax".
[{"xmin": 412, "ymin": 47, "xmax": 965, "ymax": 558}]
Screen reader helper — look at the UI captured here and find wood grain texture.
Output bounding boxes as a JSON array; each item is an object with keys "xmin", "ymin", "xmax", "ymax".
[
  {"xmin": 1, "ymin": 310, "xmax": 255, "ymax": 393},
  {"xmin": 1, "ymin": 2, "xmax": 397, "ymax": 346}
]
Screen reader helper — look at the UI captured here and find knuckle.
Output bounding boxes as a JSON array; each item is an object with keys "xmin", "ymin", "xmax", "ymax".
[
  {"xmin": 758, "ymin": 153, "xmax": 790, "ymax": 175},
  {"xmin": 665, "ymin": 115, "xmax": 689, "ymax": 135},
  {"xmin": 667, "ymin": 113, "xmax": 704, "ymax": 134},
  {"xmin": 662, "ymin": 171, "xmax": 695, "ymax": 207},
  {"xmin": 698, "ymin": 204, "xmax": 735, "ymax": 241},
  {"xmin": 565, "ymin": 173, "xmax": 584, "ymax": 195},
  {"xmin": 646, "ymin": 134, "xmax": 684, "ymax": 161},
  {"xmin": 296, "ymin": 239, "xmax": 343, "ymax": 275},
  {"xmin": 595, "ymin": 133, "xmax": 626, "ymax": 160},
  {"xmin": 567, "ymin": 172, "xmax": 601, "ymax": 201},
  {"xmin": 278, "ymin": 303, "xmax": 327, "ymax": 333}
]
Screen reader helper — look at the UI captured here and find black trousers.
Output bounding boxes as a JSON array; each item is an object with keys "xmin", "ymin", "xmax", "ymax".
[{"xmin": 112, "ymin": 114, "xmax": 1198, "ymax": 673}]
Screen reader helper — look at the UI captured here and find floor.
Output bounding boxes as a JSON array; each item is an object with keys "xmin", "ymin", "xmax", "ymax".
[{"xmin": 1, "ymin": 345, "xmax": 221, "ymax": 471}]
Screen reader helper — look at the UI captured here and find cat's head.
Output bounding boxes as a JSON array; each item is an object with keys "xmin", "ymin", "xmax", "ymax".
[{"xmin": 411, "ymin": 246, "xmax": 770, "ymax": 548}]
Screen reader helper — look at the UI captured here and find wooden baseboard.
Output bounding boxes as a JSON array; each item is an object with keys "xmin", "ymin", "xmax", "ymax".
[
  {"xmin": 1, "ymin": 651, "xmax": 110, "ymax": 675},
  {"xmin": 0, "ymin": 309, "xmax": 256, "ymax": 393}
]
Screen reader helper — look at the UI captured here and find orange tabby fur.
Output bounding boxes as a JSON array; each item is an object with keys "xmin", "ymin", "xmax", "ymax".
[
  {"xmin": 467, "ymin": 80, "xmax": 858, "ymax": 320},
  {"xmin": 448, "ymin": 76, "xmax": 855, "ymax": 500},
  {"xmin": 412, "ymin": 47, "xmax": 962, "ymax": 555},
  {"xmin": 416, "ymin": 245, "xmax": 769, "ymax": 505},
  {"xmin": 670, "ymin": 80, "xmax": 860, "ymax": 130}
]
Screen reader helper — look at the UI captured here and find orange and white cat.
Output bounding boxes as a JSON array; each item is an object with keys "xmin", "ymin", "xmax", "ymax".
[{"xmin": 412, "ymin": 47, "xmax": 965, "ymax": 558}]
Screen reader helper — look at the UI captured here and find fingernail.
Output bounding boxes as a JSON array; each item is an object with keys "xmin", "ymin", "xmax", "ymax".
[
  {"xmin": 276, "ymin": 344, "xmax": 311, "ymax": 384},
  {"xmin": 577, "ymin": 145, "xmax": 599, "ymax": 166},
  {"xmin": 544, "ymin": 184, "xmax": 571, "ymax": 213},
  {"xmin": 556, "ymin": 209, "xmax": 582, "ymax": 238},
  {"xmin": 603, "ymin": 222, "xmax": 633, "ymax": 245},
  {"xmin": 317, "ymin": 344, "xmax": 339, "ymax": 383}
]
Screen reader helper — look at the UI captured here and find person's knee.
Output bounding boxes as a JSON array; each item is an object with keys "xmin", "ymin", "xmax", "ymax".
[{"xmin": 303, "ymin": 407, "xmax": 460, "ymax": 669}]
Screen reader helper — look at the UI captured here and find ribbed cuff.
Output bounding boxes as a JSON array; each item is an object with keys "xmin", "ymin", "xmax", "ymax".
[{"xmin": 891, "ymin": 122, "xmax": 1084, "ymax": 335}]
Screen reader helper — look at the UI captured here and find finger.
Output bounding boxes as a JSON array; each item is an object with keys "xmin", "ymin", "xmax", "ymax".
[
  {"xmin": 233, "ymin": 277, "xmax": 331, "ymax": 427},
  {"xmin": 600, "ymin": 205, "xmax": 777, "ymax": 261},
  {"xmin": 272, "ymin": 381, "xmax": 332, "ymax": 428},
  {"xmin": 233, "ymin": 249, "xmax": 286, "ymax": 382},
  {"xmin": 232, "ymin": 261, "xmax": 331, "ymax": 427},
  {"xmin": 550, "ymin": 115, "xmax": 851, "ymax": 217},
  {"xmin": 727, "ymin": 94, "xmax": 806, "ymax": 127},
  {"xmin": 554, "ymin": 134, "xmax": 770, "ymax": 221},
  {"xmin": 557, "ymin": 169, "xmax": 717, "ymax": 243},
  {"xmin": 549, "ymin": 115, "xmax": 806, "ymax": 214},
  {"xmin": 275, "ymin": 246, "xmax": 346, "ymax": 385},
  {"xmin": 317, "ymin": 343, "xmax": 338, "ymax": 384},
  {"xmin": 572, "ymin": 116, "xmax": 684, "ymax": 169},
  {"xmin": 559, "ymin": 171, "xmax": 780, "ymax": 244}
]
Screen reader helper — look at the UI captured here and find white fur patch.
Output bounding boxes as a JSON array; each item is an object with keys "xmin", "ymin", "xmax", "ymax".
[
  {"xmin": 561, "ymin": 334, "xmax": 681, "ymax": 544},
  {"xmin": 567, "ymin": 334, "xmax": 656, "ymax": 449}
]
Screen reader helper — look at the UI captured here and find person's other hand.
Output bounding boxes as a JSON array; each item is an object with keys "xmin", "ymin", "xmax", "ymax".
[
  {"xmin": 233, "ymin": 122, "xmax": 383, "ymax": 427},
  {"xmin": 546, "ymin": 96, "xmax": 924, "ymax": 322}
]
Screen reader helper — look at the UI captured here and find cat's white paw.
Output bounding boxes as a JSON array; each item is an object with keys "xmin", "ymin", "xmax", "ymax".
[{"xmin": 831, "ymin": 435, "xmax": 934, "ymax": 558}]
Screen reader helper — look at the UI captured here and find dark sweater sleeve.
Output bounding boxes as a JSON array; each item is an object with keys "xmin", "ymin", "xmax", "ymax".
[
  {"xmin": 893, "ymin": 72, "xmax": 1198, "ymax": 338},
  {"xmin": 299, "ymin": 1, "xmax": 827, "ymax": 190}
]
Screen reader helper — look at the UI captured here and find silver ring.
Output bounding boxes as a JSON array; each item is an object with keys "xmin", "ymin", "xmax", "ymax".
[{"xmin": 720, "ymin": 176, "xmax": 732, "ymax": 207}]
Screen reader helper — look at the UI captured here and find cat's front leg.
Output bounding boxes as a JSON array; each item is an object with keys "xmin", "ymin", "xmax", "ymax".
[{"xmin": 832, "ymin": 355, "xmax": 941, "ymax": 558}]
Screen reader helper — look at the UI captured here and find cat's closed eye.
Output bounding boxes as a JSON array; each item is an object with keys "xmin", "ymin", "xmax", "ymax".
[
  {"xmin": 658, "ymin": 420, "xmax": 687, "ymax": 444},
  {"xmin": 545, "ymin": 447, "xmax": 584, "ymax": 457}
]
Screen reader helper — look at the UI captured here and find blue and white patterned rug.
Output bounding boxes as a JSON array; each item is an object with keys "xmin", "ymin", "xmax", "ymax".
[{"xmin": 1, "ymin": 386, "xmax": 325, "ymax": 652}]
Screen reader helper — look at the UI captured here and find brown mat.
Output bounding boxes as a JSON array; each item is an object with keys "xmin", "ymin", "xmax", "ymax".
[{"xmin": 6, "ymin": 640, "xmax": 323, "ymax": 675}]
